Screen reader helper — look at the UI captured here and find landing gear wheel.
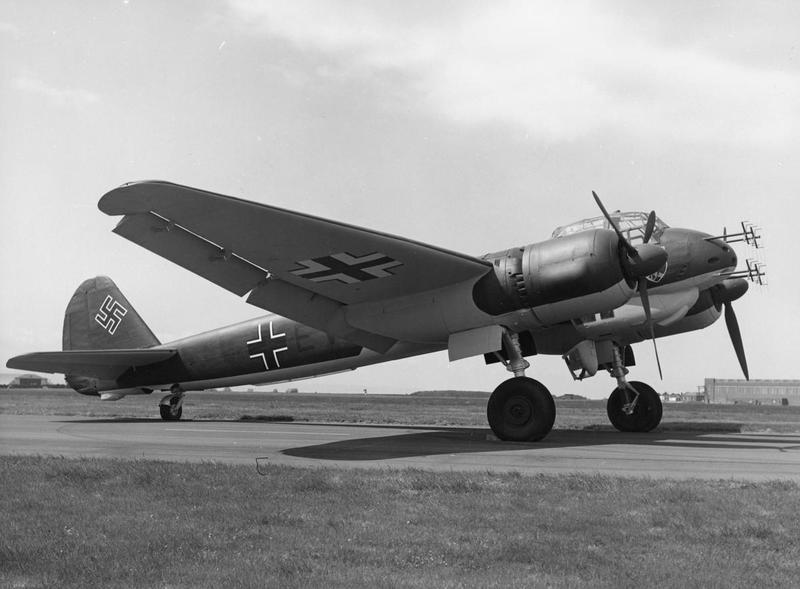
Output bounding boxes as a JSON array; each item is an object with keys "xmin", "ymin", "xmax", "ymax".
[
  {"xmin": 606, "ymin": 381, "xmax": 662, "ymax": 432},
  {"xmin": 487, "ymin": 377, "xmax": 556, "ymax": 442},
  {"xmin": 159, "ymin": 398, "xmax": 183, "ymax": 421}
]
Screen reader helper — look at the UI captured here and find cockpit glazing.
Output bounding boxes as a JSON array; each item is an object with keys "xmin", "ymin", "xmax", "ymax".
[{"xmin": 551, "ymin": 211, "xmax": 669, "ymax": 244}]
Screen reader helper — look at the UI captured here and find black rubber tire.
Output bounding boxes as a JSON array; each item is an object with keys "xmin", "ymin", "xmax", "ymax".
[
  {"xmin": 606, "ymin": 381, "xmax": 662, "ymax": 432},
  {"xmin": 487, "ymin": 377, "xmax": 556, "ymax": 442},
  {"xmin": 159, "ymin": 402, "xmax": 182, "ymax": 421}
]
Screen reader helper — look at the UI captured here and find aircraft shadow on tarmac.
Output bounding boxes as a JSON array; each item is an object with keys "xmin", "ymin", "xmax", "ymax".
[
  {"xmin": 55, "ymin": 418, "xmax": 800, "ymax": 460},
  {"xmin": 281, "ymin": 425, "xmax": 800, "ymax": 462}
]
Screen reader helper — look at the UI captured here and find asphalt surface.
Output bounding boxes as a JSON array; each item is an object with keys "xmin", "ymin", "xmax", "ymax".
[{"xmin": 2, "ymin": 414, "xmax": 800, "ymax": 480}]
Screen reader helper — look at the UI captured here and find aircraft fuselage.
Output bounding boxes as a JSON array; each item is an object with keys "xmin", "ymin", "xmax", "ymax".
[{"xmin": 68, "ymin": 315, "xmax": 441, "ymax": 396}]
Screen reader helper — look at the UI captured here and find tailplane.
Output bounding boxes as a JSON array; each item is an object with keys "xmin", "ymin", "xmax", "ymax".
[
  {"xmin": 7, "ymin": 276, "xmax": 176, "ymax": 396},
  {"xmin": 63, "ymin": 276, "xmax": 160, "ymax": 351}
]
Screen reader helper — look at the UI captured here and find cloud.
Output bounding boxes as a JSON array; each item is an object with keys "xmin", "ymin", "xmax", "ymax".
[
  {"xmin": 0, "ymin": 21, "xmax": 22, "ymax": 38},
  {"xmin": 13, "ymin": 74, "xmax": 100, "ymax": 108},
  {"xmin": 225, "ymin": 0, "xmax": 800, "ymax": 147}
]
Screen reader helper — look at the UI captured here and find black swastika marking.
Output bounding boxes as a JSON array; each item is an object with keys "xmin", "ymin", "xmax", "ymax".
[{"xmin": 94, "ymin": 295, "xmax": 128, "ymax": 335}]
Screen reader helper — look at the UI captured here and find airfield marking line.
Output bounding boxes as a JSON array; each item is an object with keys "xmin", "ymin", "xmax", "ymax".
[
  {"xmin": 655, "ymin": 438, "xmax": 799, "ymax": 449},
  {"xmin": 163, "ymin": 427, "xmax": 353, "ymax": 437}
]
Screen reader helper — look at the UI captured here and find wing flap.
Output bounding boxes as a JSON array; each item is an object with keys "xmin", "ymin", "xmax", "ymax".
[
  {"xmin": 6, "ymin": 349, "xmax": 178, "ymax": 380},
  {"xmin": 113, "ymin": 212, "xmax": 266, "ymax": 296},
  {"xmin": 112, "ymin": 211, "xmax": 398, "ymax": 352}
]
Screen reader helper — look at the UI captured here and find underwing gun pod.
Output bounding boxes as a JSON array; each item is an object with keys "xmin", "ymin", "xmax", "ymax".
[{"xmin": 7, "ymin": 182, "xmax": 763, "ymax": 441}]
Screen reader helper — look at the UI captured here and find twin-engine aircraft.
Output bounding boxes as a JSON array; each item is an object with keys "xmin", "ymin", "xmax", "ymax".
[{"xmin": 8, "ymin": 181, "xmax": 764, "ymax": 441}]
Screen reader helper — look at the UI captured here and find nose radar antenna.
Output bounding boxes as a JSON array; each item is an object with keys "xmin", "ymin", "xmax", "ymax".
[
  {"xmin": 706, "ymin": 222, "xmax": 764, "ymax": 250},
  {"xmin": 710, "ymin": 222, "xmax": 768, "ymax": 286},
  {"xmin": 726, "ymin": 258, "xmax": 767, "ymax": 286}
]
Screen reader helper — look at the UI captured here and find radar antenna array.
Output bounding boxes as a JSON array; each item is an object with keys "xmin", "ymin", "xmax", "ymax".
[
  {"xmin": 708, "ymin": 221, "xmax": 767, "ymax": 286},
  {"xmin": 726, "ymin": 259, "xmax": 767, "ymax": 286},
  {"xmin": 706, "ymin": 221, "xmax": 763, "ymax": 249}
]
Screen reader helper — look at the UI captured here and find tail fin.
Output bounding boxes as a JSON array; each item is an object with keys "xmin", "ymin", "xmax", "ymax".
[{"xmin": 62, "ymin": 276, "xmax": 160, "ymax": 351}]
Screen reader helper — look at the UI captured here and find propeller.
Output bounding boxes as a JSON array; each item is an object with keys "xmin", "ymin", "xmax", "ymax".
[
  {"xmin": 593, "ymin": 191, "xmax": 666, "ymax": 379},
  {"xmin": 711, "ymin": 279, "xmax": 750, "ymax": 380},
  {"xmin": 593, "ymin": 191, "xmax": 638, "ymax": 257},
  {"xmin": 643, "ymin": 210, "xmax": 656, "ymax": 244},
  {"xmin": 724, "ymin": 303, "xmax": 749, "ymax": 380}
]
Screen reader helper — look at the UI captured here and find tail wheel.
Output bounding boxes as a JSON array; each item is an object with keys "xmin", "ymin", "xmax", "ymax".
[
  {"xmin": 607, "ymin": 381, "xmax": 662, "ymax": 432},
  {"xmin": 487, "ymin": 377, "xmax": 556, "ymax": 442}
]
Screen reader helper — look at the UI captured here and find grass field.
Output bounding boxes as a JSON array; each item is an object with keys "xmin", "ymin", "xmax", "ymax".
[
  {"xmin": 3, "ymin": 387, "xmax": 800, "ymax": 432},
  {"xmin": 3, "ymin": 456, "xmax": 800, "ymax": 589},
  {"xmin": 4, "ymin": 389, "xmax": 800, "ymax": 587}
]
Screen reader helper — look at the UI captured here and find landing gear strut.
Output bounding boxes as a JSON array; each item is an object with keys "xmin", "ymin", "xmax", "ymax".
[
  {"xmin": 605, "ymin": 345, "xmax": 662, "ymax": 432},
  {"xmin": 487, "ymin": 331, "xmax": 555, "ymax": 442},
  {"xmin": 159, "ymin": 384, "xmax": 185, "ymax": 421}
]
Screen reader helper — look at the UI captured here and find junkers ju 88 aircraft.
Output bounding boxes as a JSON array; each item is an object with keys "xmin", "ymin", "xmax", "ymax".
[{"xmin": 8, "ymin": 181, "xmax": 765, "ymax": 441}]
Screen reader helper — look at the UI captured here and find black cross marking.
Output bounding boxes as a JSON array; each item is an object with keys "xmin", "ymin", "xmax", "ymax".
[
  {"xmin": 291, "ymin": 252, "xmax": 402, "ymax": 285},
  {"xmin": 246, "ymin": 321, "xmax": 288, "ymax": 371}
]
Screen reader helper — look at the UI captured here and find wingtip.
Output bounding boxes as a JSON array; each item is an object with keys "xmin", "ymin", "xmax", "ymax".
[
  {"xmin": 6, "ymin": 352, "xmax": 56, "ymax": 372},
  {"xmin": 98, "ymin": 180, "xmax": 179, "ymax": 215}
]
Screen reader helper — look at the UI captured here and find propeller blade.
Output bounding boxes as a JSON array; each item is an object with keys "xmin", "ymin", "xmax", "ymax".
[
  {"xmin": 638, "ymin": 277, "xmax": 663, "ymax": 380},
  {"xmin": 651, "ymin": 337, "xmax": 663, "ymax": 380},
  {"xmin": 643, "ymin": 211, "xmax": 656, "ymax": 243},
  {"xmin": 724, "ymin": 302, "xmax": 749, "ymax": 380},
  {"xmin": 592, "ymin": 191, "xmax": 638, "ymax": 259}
]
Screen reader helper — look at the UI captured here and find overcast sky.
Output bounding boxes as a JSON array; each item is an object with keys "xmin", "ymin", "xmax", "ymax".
[{"xmin": 1, "ymin": 1, "xmax": 798, "ymax": 397}]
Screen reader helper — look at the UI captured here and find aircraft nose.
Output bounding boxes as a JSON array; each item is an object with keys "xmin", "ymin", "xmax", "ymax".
[
  {"xmin": 659, "ymin": 228, "xmax": 739, "ymax": 284},
  {"xmin": 699, "ymin": 234, "xmax": 738, "ymax": 272}
]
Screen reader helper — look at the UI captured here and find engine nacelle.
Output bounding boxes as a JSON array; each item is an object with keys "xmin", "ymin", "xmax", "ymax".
[{"xmin": 473, "ymin": 229, "xmax": 634, "ymax": 325}]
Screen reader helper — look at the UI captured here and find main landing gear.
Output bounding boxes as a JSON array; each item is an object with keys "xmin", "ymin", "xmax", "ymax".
[
  {"xmin": 605, "ymin": 346, "xmax": 662, "ymax": 433},
  {"xmin": 487, "ymin": 332, "xmax": 556, "ymax": 442},
  {"xmin": 486, "ymin": 335, "xmax": 663, "ymax": 441},
  {"xmin": 159, "ymin": 384, "xmax": 185, "ymax": 421}
]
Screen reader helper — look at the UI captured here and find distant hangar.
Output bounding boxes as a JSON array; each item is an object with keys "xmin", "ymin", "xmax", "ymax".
[
  {"xmin": 3, "ymin": 373, "xmax": 50, "ymax": 388},
  {"xmin": 704, "ymin": 378, "xmax": 800, "ymax": 405}
]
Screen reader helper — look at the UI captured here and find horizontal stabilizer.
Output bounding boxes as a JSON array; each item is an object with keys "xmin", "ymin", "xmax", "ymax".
[{"xmin": 6, "ymin": 349, "xmax": 177, "ymax": 380}]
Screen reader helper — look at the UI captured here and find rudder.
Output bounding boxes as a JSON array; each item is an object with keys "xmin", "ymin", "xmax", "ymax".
[{"xmin": 62, "ymin": 276, "xmax": 160, "ymax": 351}]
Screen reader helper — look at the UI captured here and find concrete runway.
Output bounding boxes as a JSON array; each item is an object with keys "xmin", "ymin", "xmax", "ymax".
[{"xmin": 2, "ymin": 414, "xmax": 800, "ymax": 480}]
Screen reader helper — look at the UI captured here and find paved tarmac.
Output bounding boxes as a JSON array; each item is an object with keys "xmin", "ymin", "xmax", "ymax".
[{"xmin": 2, "ymin": 414, "xmax": 800, "ymax": 480}]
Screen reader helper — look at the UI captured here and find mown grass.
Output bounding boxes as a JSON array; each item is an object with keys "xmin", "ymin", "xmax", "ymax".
[
  {"xmin": 3, "ymin": 388, "xmax": 800, "ymax": 432},
  {"xmin": 2, "ymin": 456, "xmax": 799, "ymax": 588}
]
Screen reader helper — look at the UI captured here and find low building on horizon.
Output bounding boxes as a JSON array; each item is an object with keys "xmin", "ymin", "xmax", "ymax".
[
  {"xmin": 704, "ymin": 378, "xmax": 800, "ymax": 405},
  {"xmin": 6, "ymin": 373, "xmax": 51, "ymax": 388}
]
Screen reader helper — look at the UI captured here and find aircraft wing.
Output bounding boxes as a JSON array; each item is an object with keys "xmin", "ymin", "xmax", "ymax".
[
  {"xmin": 6, "ymin": 349, "xmax": 177, "ymax": 380},
  {"xmin": 99, "ymin": 181, "xmax": 492, "ymax": 352}
]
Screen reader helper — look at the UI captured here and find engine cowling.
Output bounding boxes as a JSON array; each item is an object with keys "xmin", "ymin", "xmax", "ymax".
[{"xmin": 473, "ymin": 229, "xmax": 635, "ymax": 324}]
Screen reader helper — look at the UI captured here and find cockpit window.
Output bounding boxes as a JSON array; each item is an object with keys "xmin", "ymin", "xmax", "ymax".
[{"xmin": 551, "ymin": 211, "xmax": 669, "ymax": 243}]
